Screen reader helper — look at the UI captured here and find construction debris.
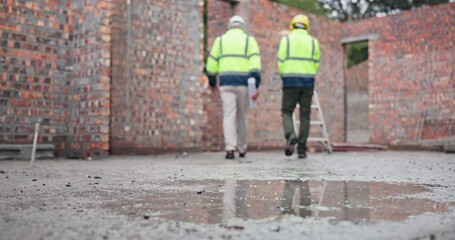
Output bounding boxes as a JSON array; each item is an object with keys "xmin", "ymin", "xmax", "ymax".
[{"xmin": 332, "ymin": 143, "xmax": 388, "ymax": 152}]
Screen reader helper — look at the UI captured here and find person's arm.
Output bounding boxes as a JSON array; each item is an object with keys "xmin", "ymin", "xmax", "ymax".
[
  {"xmin": 248, "ymin": 37, "xmax": 261, "ymax": 89},
  {"xmin": 277, "ymin": 37, "xmax": 287, "ymax": 75},
  {"xmin": 206, "ymin": 37, "xmax": 221, "ymax": 87},
  {"xmin": 313, "ymin": 38, "xmax": 320, "ymax": 73}
]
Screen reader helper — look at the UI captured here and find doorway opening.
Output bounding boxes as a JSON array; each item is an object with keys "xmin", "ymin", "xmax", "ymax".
[{"xmin": 344, "ymin": 40, "xmax": 369, "ymax": 143}]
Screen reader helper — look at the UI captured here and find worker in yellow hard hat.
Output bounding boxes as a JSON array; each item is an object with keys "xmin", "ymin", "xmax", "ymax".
[
  {"xmin": 206, "ymin": 15, "xmax": 262, "ymax": 160},
  {"xmin": 277, "ymin": 14, "xmax": 320, "ymax": 159}
]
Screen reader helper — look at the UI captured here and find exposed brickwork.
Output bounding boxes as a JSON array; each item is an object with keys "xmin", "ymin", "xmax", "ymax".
[
  {"xmin": 110, "ymin": 0, "xmax": 204, "ymax": 154},
  {"xmin": 342, "ymin": 3, "xmax": 455, "ymax": 144},
  {"xmin": 0, "ymin": 0, "xmax": 71, "ymax": 155},
  {"xmin": 1, "ymin": 0, "xmax": 453, "ymax": 157},
  {"xmin": 345, "ymin": 61, "xmax": 369, "ymax": 142},
  {"xmin": 202, "ymin": 0, "xmax": 233, "ymax": 151},
  {"xmin": 0, "ymin": 0, "xmax": 111, "ymax": 158},
  {"xmin": 206, "ymin": 0, "xmax": 345, "ymax": 149},
  {"xmin": 346, "ymin": 61, "xmax": 368, "ymax": 92},
  {"xmin": 109, "ymin": 0, "xmax": 127, "ymax": 153},
  {"xmin": 67, "ymin": 0, "xmax": 112, "ymax": 158},
  {"xmin": 207, "ymin": 0, "xmax": 454, "ymax": 147}
]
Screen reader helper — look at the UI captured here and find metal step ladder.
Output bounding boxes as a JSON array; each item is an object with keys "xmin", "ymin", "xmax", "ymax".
[{"xmin": 293, "ymin": 90, "xmax": 332, "ymax": 153}]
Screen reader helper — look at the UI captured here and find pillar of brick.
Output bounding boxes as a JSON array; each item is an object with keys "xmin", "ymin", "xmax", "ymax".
[
  {"xmin": 110, "ymin": 0, "xmax": 205, "ymax": 154},
  {"xmin": 66, "ymin": 0, "xmax": 112, "ymax": 158}
]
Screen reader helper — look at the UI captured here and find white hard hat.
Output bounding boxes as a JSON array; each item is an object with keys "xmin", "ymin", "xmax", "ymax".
[{"xmin": 228, "ymin": 15, "xmax": 245, "ymax": 29}]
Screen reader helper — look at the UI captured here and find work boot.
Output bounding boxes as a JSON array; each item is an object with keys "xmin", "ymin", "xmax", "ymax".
[
  {"xmin": 297, "ymin": 144, "xmax": 307, "ymax": 159},
  {"xmin": 285, "ymin": 138, "xmax": 297, "ymax": 156},
  {"xmin": 239, "ymin": 151, "xmax": 247, "ymax": 158},
  {"xmin": 225, "ymin": 151, "xmax": 235, "ymax": 159}
]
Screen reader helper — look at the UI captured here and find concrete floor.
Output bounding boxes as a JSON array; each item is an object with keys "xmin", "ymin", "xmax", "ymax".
[{"xmin": 1, "ymin": 151, "xmax": 455, "ymax": 240}]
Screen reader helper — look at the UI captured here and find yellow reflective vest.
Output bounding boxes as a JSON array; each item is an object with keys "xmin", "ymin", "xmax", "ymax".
[
  {"xmin": 277, "ymin": 29, "xmax": 320, "ymax": 87},
  {"xmin": 206, "ymin": 28, "xmax": 261, "ymax": 88}
]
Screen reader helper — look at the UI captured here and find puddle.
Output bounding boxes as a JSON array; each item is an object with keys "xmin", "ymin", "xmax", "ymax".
[{"xmin": 100, "ymin": 180, "xmax": 454, "ymax": 224}]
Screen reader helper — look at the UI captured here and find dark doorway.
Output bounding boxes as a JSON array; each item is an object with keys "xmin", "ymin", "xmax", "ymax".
[{"xmin": 344, "ymin": 41, "xmax": 369, "ymax": 143}]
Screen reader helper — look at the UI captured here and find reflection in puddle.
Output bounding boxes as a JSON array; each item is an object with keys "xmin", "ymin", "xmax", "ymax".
[{"xmin": 101, "ymin": 180, "xmax": 454, "ymax": 224}]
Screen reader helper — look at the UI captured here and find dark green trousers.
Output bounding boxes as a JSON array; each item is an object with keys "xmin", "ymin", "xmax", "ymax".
[
  {"xmin": 281, "ymin": 180, "xmax": 311, "ymax": 217},
  {"xmin": 281, "ymin": 87, "xmax": 314, "ymax": 154}
]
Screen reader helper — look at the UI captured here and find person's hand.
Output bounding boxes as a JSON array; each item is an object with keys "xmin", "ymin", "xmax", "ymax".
[
  {"xmin": 202, "ymin": 75, "xmax": 209, "ymax": 88},
  {"xmin": 252, "ymin": 89, "xmax": 259, "ymax": 101}
]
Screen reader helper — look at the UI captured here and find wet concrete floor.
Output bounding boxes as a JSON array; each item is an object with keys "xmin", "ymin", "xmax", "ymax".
[
  {"xmin": 1, "ymin": 151, "xmax": 455, "ymax": 240},
  {"xmin": 100, "ymin": 179, "xmax": 454, "ymax": 224}
]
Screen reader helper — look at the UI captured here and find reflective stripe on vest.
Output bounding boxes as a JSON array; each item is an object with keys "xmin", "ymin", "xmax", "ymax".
[
  {"xmin": 285, "ymin": 36, "xmax": 318, "ymax": 63},
  {"xmin": 219, "ymin": 35, "xmax": 251, "ymax": 59},
  {"xmin": 281, "ymin": 73, "xmax": 315, "ymax": 78},
  {"xmin": 219, "ymin": 72, "xmax": 250, "ymax": 76}
]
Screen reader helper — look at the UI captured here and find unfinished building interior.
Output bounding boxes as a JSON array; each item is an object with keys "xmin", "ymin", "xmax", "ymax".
[{"xmin": 0, "ymin": 0, "xmax": 454, "ymax": 158}]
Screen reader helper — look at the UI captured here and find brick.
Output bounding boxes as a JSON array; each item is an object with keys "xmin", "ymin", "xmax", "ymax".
[
  {"xmin": 342, "ymin": 3, "xmax": 455, "ymax": 144},
  {"xmin": 109, "ymin": 0, "xmax": 204, "ymax": 154},
  {"xmin": 1, "ymin": 0, "xmax": 453, "ymax": 157}
]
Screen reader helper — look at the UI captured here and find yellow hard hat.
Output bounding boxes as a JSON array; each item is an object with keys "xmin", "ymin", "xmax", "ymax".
[{"xmin": 289, "ymin": 14, "xmax": 310, "ymax": 30}]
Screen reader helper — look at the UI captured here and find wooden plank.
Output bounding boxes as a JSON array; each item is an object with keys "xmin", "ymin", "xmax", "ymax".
[
  {"xmin": 332, "ymin": 147, "xmax": 380, "ymax": 152},
  {"xmin": 332, "ymin": 143, "xmax": 388, "ymax": 149},
  {"xmin": 0, "ymin": 144, "xmax": 55, "ymax": 150},
  {"xmin": 0, "ymin": 144, "xmax": 55, "ymax": 160},
  {"xmin": 332, "ymin": 142, "xmax": 388, "ymax": 152}
]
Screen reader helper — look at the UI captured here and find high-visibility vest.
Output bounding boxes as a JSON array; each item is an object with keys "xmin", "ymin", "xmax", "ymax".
[
  {"xmin": 206, "ymin": 28, "xmax": 261, "ymax": 87},
  {"xmin": 277, "ymin": 29, "xmax": 320, "ymax": 87}
]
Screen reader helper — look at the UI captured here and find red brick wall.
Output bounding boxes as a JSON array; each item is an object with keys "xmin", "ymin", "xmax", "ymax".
[
  {"xmin": 109, "ymin": 0, "xmax": 127, "ymax": 153},
  {"xmin": 343, "ymin": 3, "xmax": 455, "ymax": 144},
  {"xmin": 0, "ymin": 0, "xmax": 71, "ymax": 155},
  {"xmin": 110, "ymin": 0, "xmax": 205, "ymax": 154},
  {"xmin": 67, "ymin": 0, "xmax": 112, "ymax": 158},
  {"xmin": 1, "ymin": 0, "xmax": 453, "ymax": 157},
  {"xmin": 346, "ymin": 61, "xmax": 368, "ymax": 92},
  {"xmin": 202, "ymin": 0, "xmax": 233, "ymax": 151},
  {"xmin": 0, "ymin": 0, "xmax": 112, "ymax": 158},
  {"xmin": 206, "ymin": 0, "xmax": 454, "ymax": 147},
  {"xmin": 206, "ymin": 0, "xmax": 345, "ymax": 149}
]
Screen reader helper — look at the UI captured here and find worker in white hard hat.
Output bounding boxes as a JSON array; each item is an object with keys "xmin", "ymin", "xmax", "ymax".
[
  {"xmin": 277, "ymin": 14, "xmax": 320, "ymax": 159},
  {"xmin": 206, "ymin": 15, "xmax": 262, "ymax": 159}
]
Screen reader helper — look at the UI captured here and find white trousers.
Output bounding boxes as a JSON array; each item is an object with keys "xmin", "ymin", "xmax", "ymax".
[{"xmin": 219, "ymin": 86, "xmax": 249, "ymax": 153}]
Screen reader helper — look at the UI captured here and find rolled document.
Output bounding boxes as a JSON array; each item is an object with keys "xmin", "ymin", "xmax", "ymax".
[{"xmin": 247, "ymin": 77, "xmax": 257, "ymax": 108}]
